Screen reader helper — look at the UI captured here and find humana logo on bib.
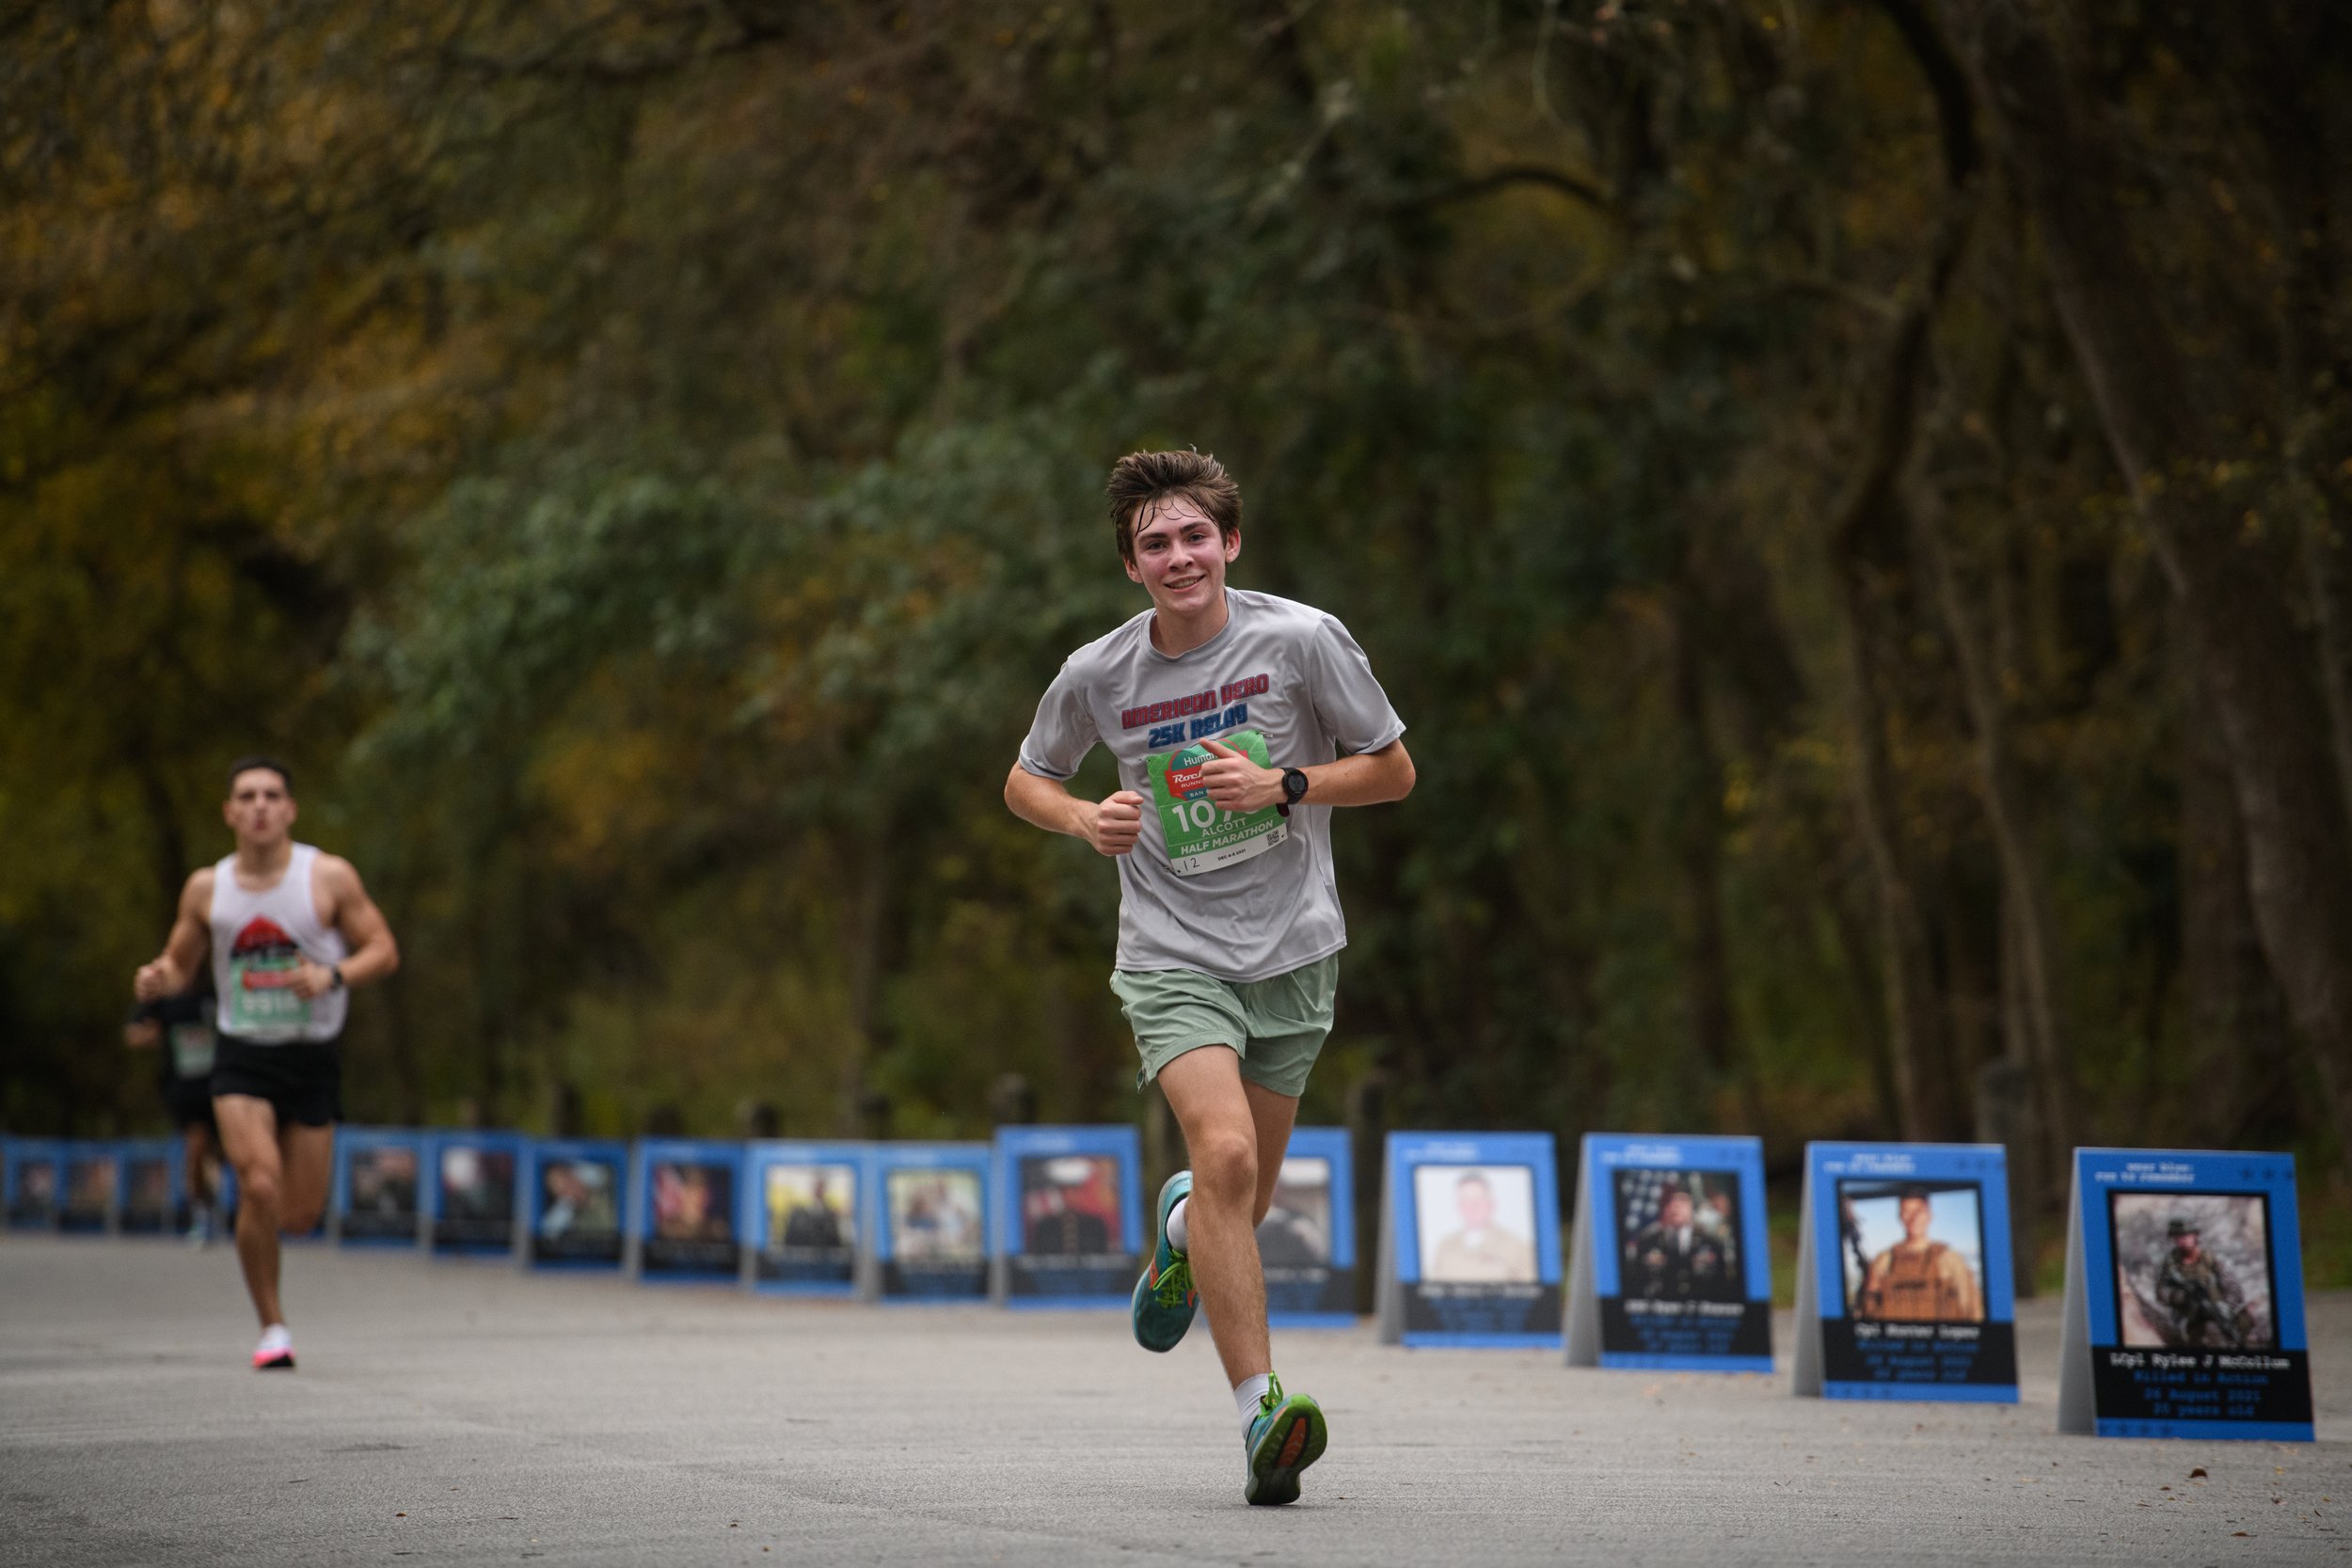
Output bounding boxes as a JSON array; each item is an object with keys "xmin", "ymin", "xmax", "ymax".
[{"xmin": 1146, "ymin": 729, "xmax": 1289, "ymax": 877}]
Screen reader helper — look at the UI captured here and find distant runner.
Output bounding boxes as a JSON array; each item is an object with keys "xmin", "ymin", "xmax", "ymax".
[
  {"xmin": 134, "ymin": 758, "xmax": 400, "ymax": 1370},
  {"xmin": 1006, "ymin": 451, "xmax": 1413, "ymax": 1504},
  {"xmin": 123, "ymin": 976, "xmax": 222, "ymax": 1244}
]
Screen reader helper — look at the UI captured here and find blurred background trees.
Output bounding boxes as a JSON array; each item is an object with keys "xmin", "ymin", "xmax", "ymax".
[{"xmin": 5, "ymin": 1, "xmax": 2347, "ymax": 1258}]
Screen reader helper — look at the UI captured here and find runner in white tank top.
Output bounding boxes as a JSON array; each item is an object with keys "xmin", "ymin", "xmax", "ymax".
[
  {"xmin": 208, "ymin": 843, "xmax": 351, "ymax": 1043},
  {"xmin": 134, "ymin": 757, "xmax": 400, "ymax": 1370}
]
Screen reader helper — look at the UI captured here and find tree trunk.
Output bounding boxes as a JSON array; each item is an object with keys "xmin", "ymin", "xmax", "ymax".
[
  {"xmin": 1825, "ymin": 207, "xmax": 1975, "ymax": 1141},
  {"xmin": 1910, "ymin": 483, "xmax": 2076, "ymax": 1166},
  {"xmin": 1960, "ymin": 0, "xmax": 2352, "ymax": 1170},
  {"xmin": 2302, "ymin": 516, "xmax": 2352, "ymax": 834},
  {"xmin": 1666, "ymin": 578, "xmax": 1742, "ymax": 1119},
  {"xmin": 841, "ymin": 823, "xmax": 893, "ymax": 1139},
  {"xmin": 1832, "ymin": 535, "xmax": 1948, "ymax": 1142},
  {"xmin": 2179, "ymin": 639, "xmax": 2295, "ymax": 1148}
]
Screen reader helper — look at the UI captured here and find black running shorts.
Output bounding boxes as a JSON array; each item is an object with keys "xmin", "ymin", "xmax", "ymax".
[
  {"xmin": 161, "ymin": 1074, "xmax": 219, "ymax": 1132},
  {"xmin": 212, "ymin": 1035, "xmax": 342, "ymax": 1127}
]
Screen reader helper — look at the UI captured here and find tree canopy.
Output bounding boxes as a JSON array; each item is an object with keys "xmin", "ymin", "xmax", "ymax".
[{"xmin": 6, "ymin": 2, "xmax": 2348, "ymax": 1259}]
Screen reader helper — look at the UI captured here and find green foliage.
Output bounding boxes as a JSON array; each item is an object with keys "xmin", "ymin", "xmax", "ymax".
[{"xmin": 4, "ymin": 1, "xmax": 2346, "ymax": 1271}]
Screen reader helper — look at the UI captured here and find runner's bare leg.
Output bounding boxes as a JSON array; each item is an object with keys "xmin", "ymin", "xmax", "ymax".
[
  {"xmin": 1243, "ymin": 1079, "xmax": 1301, "ymax": 1227},
  {"xmin": 1157, "ymin": 1046, "xmax": 1270, "ymax": 1386},
  {"xmin": 278, "ymin": 1122, "xmax": 333, "ymax": 1238},
  {"xmin": 181, "ymin": 1123, "xmax": 215, "ymax": 1209},
  {"xmin": 215, "ymin": 1095, "xmax": 286, "ymax": 1327}
]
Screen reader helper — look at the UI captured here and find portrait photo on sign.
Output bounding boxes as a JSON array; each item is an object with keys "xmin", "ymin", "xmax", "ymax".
[
  {"xmin": 762, "ymin": 1163, "xmax": 857, "ymax": 1251},
  {"xmin": 2110, "ymin": 1192, "xmax": 2276, "ymax": 1351},
  {"xmin": 537, "ymin": 1158, "xmax": 620, "ymax": 1240},
  {"xmin": 349, "ymin": 1146, "xmax": 419, "ymax": 1219},
  {"xmin": 1413, "ymin": 1164, "xmax": 1538, "ymax": 1284},
  {"xmin": 652, "ymin": 1160, "xmax": 735, "ymax": 1243},
  {"xmin": 1258, "ymin": 1156, "xmax": 1333, "ymax": 1268},
  {"xmin": 888, "ymin": 1169, "xmax": 983, "ymax": 1262},
  {"xmin": 126, "ymin": 1157, "xmax": 172, "ymax": 1212},
  {"xmin": 1613, "ymin": 1166, "xmax": 1743, "ymax": 1301},
  {"xmin": 66, "ymin": 1154, "xmax": 118, "ymax": 1208},
  {"xmin": 1836, "ymin": 1180, "xmax": 1986, "ymax": 1323},
  {"xmin": 19, "ymin": 1163, "xmax": 56, "ymax": 1204},
  {"xmin": 439, "ymin": 1146, "xmax": 516, "ymax": 1224},
  {"xmin": 1019, "ymin": 1154, "xmax": 1121, "ymax": 1256}
]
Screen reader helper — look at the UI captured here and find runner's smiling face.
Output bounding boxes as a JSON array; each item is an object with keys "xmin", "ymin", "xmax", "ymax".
[
  {"xmin": 223, "ymin": 768, "xmax": 297, "ymax": 849},
  {"xmin": 1124, "ymin": 495, "xmax": 1238, "ymax": 620}
]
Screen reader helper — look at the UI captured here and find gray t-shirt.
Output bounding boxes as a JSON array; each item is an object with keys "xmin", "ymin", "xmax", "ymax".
[{"xmin": 1017, "ymin": 589, "xmax": 1406, "ymax": 981}]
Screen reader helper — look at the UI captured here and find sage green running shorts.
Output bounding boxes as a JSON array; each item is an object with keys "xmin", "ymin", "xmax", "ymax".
[{"xmin": 1110, "ymin": 955, "xmax": 1340, "ymax": 1100}]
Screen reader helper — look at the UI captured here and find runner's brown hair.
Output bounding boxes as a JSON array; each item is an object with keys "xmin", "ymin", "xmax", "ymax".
[
  {"xmin": 226, "ymin": 755, "xmax": 294, "ymax": 797},
  {"xmin": 1105, "ymin": 450, "xmax": 1242, "ymax": 565}
]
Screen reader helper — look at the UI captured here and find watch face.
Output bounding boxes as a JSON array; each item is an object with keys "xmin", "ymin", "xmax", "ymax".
[{"xmin": 1285, "ymin": 769, "xmax": 1309, "ymax": 802}]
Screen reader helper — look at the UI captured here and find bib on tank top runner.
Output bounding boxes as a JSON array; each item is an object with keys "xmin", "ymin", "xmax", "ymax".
[{"xmin": 208, "ymin": 843, "xmax": 350, "ymax": 1042}]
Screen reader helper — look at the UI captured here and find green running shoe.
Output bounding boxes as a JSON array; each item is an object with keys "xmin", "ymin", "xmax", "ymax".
[
  {"xmin": 1243, "ymin": 1374, "xmax": 1327, "ymax": 1506},
  {"xmin": 1131, "ymin": 1170, "xmax": 1198, "ymax": 1352}
]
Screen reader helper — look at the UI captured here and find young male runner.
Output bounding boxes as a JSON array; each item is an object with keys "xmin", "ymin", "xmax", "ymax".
[
  {"xmin": 1006, "ymin": 451, "xmax": 1413, "ymax": 1504},
  {"xmin": 123, "ymin": 978, "xmax": 222, "ymax": 1243},
  {"xmin": 133, "ymin": 758, "xmax": 400, "ymax": 1369}
]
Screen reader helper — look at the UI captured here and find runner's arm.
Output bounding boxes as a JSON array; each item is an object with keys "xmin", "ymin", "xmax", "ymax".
[
  {"xmin": 133, "ymin": 869, "xmax": 215, "ymax": 1002},
  {"xmin": 1197, "ymin": 737, "xmax": 1415, "ymax": 813},
  {"xmin": 1004, "ymin": 764, "xmax": 1144, "ymax": 856},
  {"xmin": 289, "ymin": 855, "xmax": 401, "ymax": 998}
]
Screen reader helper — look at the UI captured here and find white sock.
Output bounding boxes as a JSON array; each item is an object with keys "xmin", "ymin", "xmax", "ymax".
[
  {"xmin": 1165, "ymin": 1196, "xmax": 1190, "ymax": 1254},
  {"xmin": 1233, "ymin": 1373, "xmax": 1272, "ymax": 1427},
  {"xmin": 257, "ymin": 1323, "xmax": 292, "ymax": 1354}
]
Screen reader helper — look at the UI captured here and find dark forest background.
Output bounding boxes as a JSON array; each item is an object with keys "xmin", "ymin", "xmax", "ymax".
[{"xmin": 5, "ymin": 1, "xmax": 2349, "ymax": 1275}]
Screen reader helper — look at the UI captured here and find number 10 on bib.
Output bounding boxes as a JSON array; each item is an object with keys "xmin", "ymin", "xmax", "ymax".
[{"xmin": 1147, "ymin": 729, "xmax": 1289, "ymax": 877}]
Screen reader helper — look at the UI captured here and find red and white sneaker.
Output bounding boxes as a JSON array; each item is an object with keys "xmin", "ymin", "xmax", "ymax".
[{"xmin": 252, "ymin": 1324, "xmax": 295, "ymax": 1370}]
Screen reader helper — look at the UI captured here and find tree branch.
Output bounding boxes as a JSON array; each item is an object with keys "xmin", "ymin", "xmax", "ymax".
[{"xmin": 1412, "ymin": 163, "xmax": 1616, "ymax": 218}]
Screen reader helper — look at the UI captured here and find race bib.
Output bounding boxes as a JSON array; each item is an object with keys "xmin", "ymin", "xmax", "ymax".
[
  {"xmin": 168, "ymin": 1020, "xmax": 216, "ymax": 1078},
  {"xmin": 225, "ymin": 916, "xmax": 311, "ymax": 1037},
  {"xmin": 1146, "ymin": 729, "xmax": 1290, "ymax": 877}
]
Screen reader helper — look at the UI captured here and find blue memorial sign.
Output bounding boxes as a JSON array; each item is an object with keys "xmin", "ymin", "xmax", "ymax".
[
  {"xmin": 119, "ymin": 1138, "xmax": 182, "ymax": 1235},
  {"xmin": 991, "ymin": 1126, "xmax": 1143, "ymax": 1307},
  {"xmin": 521, "ymin": 1138, "xmax": 628, "ymax": 1269},
  {"xmin": 872, "ymin": 1144, "xmax": 991, "ymax": 1302},
  {"xmin": 1263, "ymin": 1126, "xmax": 1357, "ymax": 1327},
  {"xmin": 744, "ymin": 1141, "xmax": 869, "ymax": 1295},
  {"xmin": 2058, "ymin": 1148, "xmax": 2312, "ymax": 1441},
  {"xmin": 423, "ymin": 1130, "xmax": 526, "ymax": 1256},
  {"xmin": 1565, "ymin": 1133, "xmax": 1772, "ymax": 1371},
  {"xmin": 1376, "ymin": 1132, "xmax": 1562, "ymax": 1348},
  {"xmin": 58, "ymin": 1141, "xmax": 121, "ymax": 1233},
  {"xmin": 335, "ymin": 1127, "xmax": 425, "ymax": 1245},
  {"xmin": 1793, "ymin": 1143, "xmax": 2017, "ymax": 1402},
  {"xmin": 632, "ymin": 1139, "xmax": 745, "ymax": 1282},
  {"xmin": 5, "ymin": 1139, "xmax": 64, "ymax": 1230}
]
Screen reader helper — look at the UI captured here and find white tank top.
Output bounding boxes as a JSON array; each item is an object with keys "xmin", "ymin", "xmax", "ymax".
[{"xmin": 208, "ymin": 844, "xmax": 350, "ymax": 1043}]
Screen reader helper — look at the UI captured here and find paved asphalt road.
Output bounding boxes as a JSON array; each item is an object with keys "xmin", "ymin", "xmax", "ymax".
[{"xmin": 2, "ymin": 1236, "xmax": 2344, "ymax": 1565}]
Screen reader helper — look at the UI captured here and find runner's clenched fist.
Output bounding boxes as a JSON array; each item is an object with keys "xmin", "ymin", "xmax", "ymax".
[{"xmin": 1090, "ymin": 790, "xmax": 1146, "ymax": 855}]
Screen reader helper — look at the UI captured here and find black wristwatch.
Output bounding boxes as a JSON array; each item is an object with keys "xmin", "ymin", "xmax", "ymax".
[
  {"xmin": 328, "ymin": 963, "xmax": 346, "ymax": 990},
  {"xmin": 1276, "ymin": 767, "xmax": 1310, "ymax": 816}
]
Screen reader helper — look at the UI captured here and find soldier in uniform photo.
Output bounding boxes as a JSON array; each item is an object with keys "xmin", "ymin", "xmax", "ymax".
[
  {"xmin": 1856, "ymin": 1186, "xmax": 1982, "ymax": 1323},
  {"xmin": 780, "ymin": 1173, "xmax": 849, "ymax": 1250},
  {"xmin": 2155, "ymin": 1216, "xmax": 2258, "ymax": 1348},
  {"xmin": 538, "ymin": 1160, "xmax": 616, "ymax": 1240},
  {"xmin": 1426, "ymin": 1170, "xmax": 1537, "ymax": 1283},
  {"xmin": 1626, "ymin": 1184, "xmax": 1739, "ymax": 1302},
  {"xmin": 1025, "ymin": 1167, "xmax": 1113, "ymax": 1256},
  {"xmin": 1255, "ymin": 1164, "xmax": 1330, "ymax": 1270}
]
